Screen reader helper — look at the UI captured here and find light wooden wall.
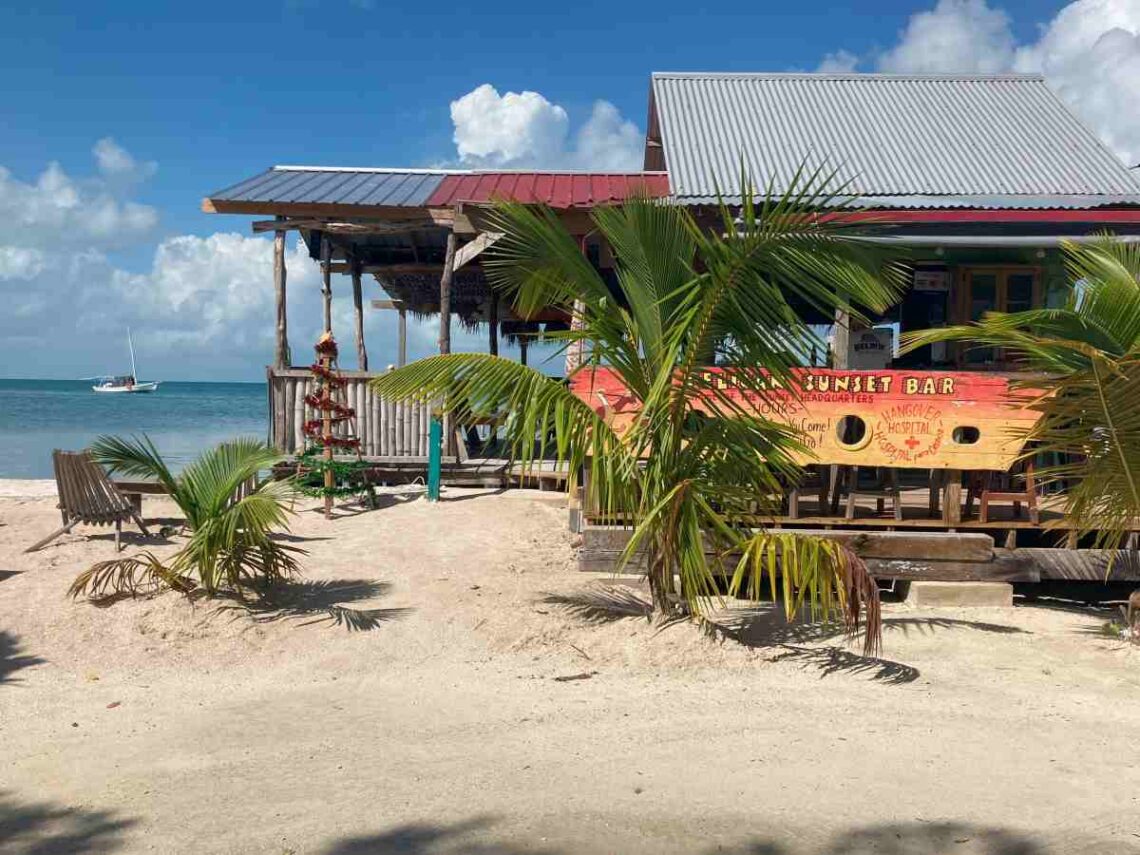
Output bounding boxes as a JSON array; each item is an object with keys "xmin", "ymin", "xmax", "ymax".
[{"xmin": 267, "ymin": 368, "xmax": 431, "ymax": 457}]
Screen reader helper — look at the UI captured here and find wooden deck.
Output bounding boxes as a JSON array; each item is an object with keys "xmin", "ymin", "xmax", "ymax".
[{"xmin": 577, "ymin": 524, "xmax": 1140, "ymax": 583}]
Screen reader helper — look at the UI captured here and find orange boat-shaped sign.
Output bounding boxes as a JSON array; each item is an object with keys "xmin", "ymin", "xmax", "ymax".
[{"xmin": 570, "ymin": 367, "xmax": 1045, "ymax": 471}]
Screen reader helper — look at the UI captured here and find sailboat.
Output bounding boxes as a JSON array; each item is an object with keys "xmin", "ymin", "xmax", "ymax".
[{"xmin": 91, "ymin": 329, "xmax": 160, "ymax": 393}]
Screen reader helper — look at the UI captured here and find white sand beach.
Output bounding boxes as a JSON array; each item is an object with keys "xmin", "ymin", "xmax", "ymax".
[{"xmin": 2, "ymin": 485, "xmax": 1140, "ymax": 854}]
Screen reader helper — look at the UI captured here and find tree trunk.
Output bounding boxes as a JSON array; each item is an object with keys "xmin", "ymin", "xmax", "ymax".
[{"xmin": 647, "ymin": 553, "xmax": 675, "ymax": 620}]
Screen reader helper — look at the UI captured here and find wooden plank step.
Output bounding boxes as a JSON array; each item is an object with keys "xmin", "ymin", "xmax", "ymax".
[{"xmin": 580, "ymin": 526, "xmax": 994, "ymax": 562}]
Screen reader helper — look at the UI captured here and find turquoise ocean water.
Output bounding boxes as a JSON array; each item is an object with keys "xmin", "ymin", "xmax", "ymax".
[{"xmin": 0, "ymin": 379, "xmax": 268, "ymax": 479}]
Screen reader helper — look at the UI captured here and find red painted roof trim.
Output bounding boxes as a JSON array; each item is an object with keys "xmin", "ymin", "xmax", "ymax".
[
  {"xmin": 426, "ymin": 172, "xmax": 670, "ymax": 208},
  {"xmin": 820, "ymin": 209, "xmax": 1140, "ymax": 224}
]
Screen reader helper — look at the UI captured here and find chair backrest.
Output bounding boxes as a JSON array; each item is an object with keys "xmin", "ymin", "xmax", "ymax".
[{"xmin": 52, "ymin": 450, "xmax": 133, "ymax": 523}]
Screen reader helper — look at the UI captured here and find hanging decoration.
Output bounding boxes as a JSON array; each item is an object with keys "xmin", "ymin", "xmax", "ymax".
[{"xmin": 293, "ymin": 332, "xmax": 374, "ymax": 518}]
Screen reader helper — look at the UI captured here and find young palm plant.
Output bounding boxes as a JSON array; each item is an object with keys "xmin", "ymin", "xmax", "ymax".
[
  {"xmin": 901, "ymin": 237, "xmax": 1140, "ymax": 549},
  {"xmin": 373, "ymin": 176, "xmax": 905, "ymax": 653},
  {"xmin": 70, "ymin": 435, "xmax": 302, "ymax": 599}
]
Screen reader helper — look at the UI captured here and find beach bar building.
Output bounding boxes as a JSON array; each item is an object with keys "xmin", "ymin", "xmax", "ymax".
[{"xmin": 203, "ymin": 72, "xmax": 1140, "ymax": 583}]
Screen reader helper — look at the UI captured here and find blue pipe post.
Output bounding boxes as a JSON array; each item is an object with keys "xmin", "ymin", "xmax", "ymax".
[{"xmin": 427, "ymin": 417, "xmax": 442, "ymax": 502}]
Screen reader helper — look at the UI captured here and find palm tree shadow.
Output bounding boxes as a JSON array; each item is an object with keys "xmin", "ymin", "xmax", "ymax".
[
  {"xmin": 707, "ymin": 606, "xmax": 921, "ymax": 684},
  {"xmin": 0, "ymin": 789, "xmax": 136, "ymax": 854},
  {"xmin": 707, "ymin": 820, "xmax": 1055, "ymax": 854},
  {"xmin": 0, "ymin": 632, "xmax": 44, "ymax": 687},
  {"xmin": 321, "ymin": 815, "xmax": 563, "ymax": 854},
  {"xmin": 216, "ymin": 579, "xmax": 412, "ymax": 632},
  {"xmin": 540, "ymin": 586, "xmax": 653, "ymax": 624}
]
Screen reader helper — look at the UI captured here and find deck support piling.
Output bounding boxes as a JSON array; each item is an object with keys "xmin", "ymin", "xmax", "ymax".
[
  {"xmin": 439, "ymin": 229, "xmax": 456, "ymax": 355},
  {"xmin": 438, "ymin": 228, "xmax": 457, "ymax": 454},
  {"xmin": 488, "ymin": 291, "xmax": 498, "ymax": 357},
  {"xmin": 519, "ymin": 337, "xmax": 528, "ymax": 367},
  {"xmin": 351, "ymin": 259, "xmax": 368, "ymax": 370},
  {"xmin": 398, "ymin": 306, "xmax": 407, "ymax": 367},
  {"xmin": 273, "ymin": 216, "xmax": 289, "ymax": 369},
  {"xmin": 320, "ymin": 234, "xmax": 332, "ymax": 334}
]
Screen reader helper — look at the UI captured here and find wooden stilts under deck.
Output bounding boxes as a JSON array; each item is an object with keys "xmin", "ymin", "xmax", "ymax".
[
  {"xmin": 273, "ymin": 216, "xmax": 289, "ymax": 369},
  {"xmin": 351, "ymin": 259, "xmax": 368, "ymax": 370},
  {"xmin": 439, "ymin": 229, "xmax": 456, "ymax": 355},
  {"xmin": 398, "ymin": 306, "xmax": 407, "ymax": 367},
  {"xmin": 488, "ymin": 291, "xmax": 498, "ymax": 357},
  {"xmin": 519, "ymin": 337, "xmax": 528, "ymax": 367},
  {"xmin": 320, "ymin": 234, "xmax": 332, "ymax": 334}
]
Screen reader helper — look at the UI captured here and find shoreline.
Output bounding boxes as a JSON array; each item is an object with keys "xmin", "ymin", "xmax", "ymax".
[{"xmin": 0, "ymin": 479, "xmax": 58, "ymax": 499}]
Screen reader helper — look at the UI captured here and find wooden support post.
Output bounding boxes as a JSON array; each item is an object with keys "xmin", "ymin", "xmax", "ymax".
[
  {"xmin": 439, "ymin": 230, "xmax": 457, "ymax": 355},
  {"xmin": 519, "ymin": 337, "xmax": 528, "ymax": 367},
  {"xmin": 438, "ymin": 229, "xmax": 457, "ymax": 455},
  {"xmin": 351, "ymin": 259, "xmax": 368, "ymax": 370},
  {"xmin": 829, "ymin": 307, "xmax": 850, "ymax": 514},
  {"xmin": 488, "ymin": 291, "xmax": 499, "ymax": 357},
  {"xmin": 398, "ymin": 307, "xmax": 407, "ymax": 367},
  {"xmin": 320, "ymin": 234, "xmax": 332, "ymax": 335},
  {"xmin": 942, "ymin": 469, "xmax": 963, "ymax": 525},
  {"xmin": 273, "ymin": 216, "xmax": 289, "ymax": 369}
]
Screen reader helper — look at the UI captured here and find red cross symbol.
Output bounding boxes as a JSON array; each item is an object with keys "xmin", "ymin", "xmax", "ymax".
[{"xmin": 904, "ymin": 436, "xmax": 921, "ymax": 449}]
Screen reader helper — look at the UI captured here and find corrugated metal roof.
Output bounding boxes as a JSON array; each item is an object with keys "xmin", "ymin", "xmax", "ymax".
[
  {"xmin": 426, "ymin": 172, "xmax": 669, "ymax": 208},
  {"xmin": 651, "ymin": 73, "xmax": 1140, "ymax": 208},
  {"xmin": 208, "ymin": 167, "xmax": 450, "ymax": 207},
  {"xmin": 207, "ymin": 167, "xmax": 670, "ymax": 211}
]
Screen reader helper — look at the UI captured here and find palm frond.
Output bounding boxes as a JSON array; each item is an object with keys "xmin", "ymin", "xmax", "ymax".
[
  {"xmin": 730, "ymin": 533, "xmax": 882, "ymax": 655},
  {"xmin": 1028, "ymin": 352, "xmax": 1140, "ymax": 550},
  {"xmin": 89, "ymin": 434, "xmax": 178, "ymax": 495},
  {"xmin": 371, "ymin": 354, "xmax": 639, "ymax": 517},
  {"xmin": 69, "ymin": 552, "xmax": 195, "ymax": 600}
]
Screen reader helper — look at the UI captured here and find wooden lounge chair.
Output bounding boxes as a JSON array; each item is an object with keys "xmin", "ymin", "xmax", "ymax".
[{"xmin": 25, "ymin": 450, "xmax": 150, "ymax": 553}]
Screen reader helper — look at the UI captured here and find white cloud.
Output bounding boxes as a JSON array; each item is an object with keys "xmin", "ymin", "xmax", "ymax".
[
  {"xmin": 449, "ymin": 83, "xmax": 643, "ymax": 170},
  {"xmin": 0, "ymin": 247, "xmax": 46, "ymax": 281},
  {"xmin": 93, "ymin": 137, "xmax": 156, "ymax": 183},
  {"xmin": 1013, "ymin": 0, "xmax": 1140, "ymax": 166},
  {"xmin": 817, "ymin": 50, "xmax": 860, "ymax": 73},
  {"xmin": 821, "ymin": 0, "xmax": 1140, "ymax": 165},
  {"xmin": 574, "ymin": 101, "xmax": 644, "ymax": 171},
  {"xmin": 0, "ymin": 156, "xmax": 158, "ymax": 250},
  {"xmin": 878, "ymin": 0, "xmax": 1015, "ymax": 73}
]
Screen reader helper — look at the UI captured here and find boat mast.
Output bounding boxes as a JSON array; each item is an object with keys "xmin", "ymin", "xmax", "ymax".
[{"xmin": 128, "ymin": 327, "xmax": 138, "ymax": 379}]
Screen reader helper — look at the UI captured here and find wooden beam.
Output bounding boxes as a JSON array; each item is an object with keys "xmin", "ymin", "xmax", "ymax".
[
  {"xmin": 519, "ymin": 337, "xmax": 528, "ymax": 367},
  {"xmin": 398, "ymin": 307, "xmax": 407, "ymax": 368},
  {"xmin": 273, "ymin": 217, "xmax": 289, "ymax": 370},
  {"xmin": 453, "ymin": 231, "xmax": 504, "ymax": 271},
  {"xmin": 252, "ymin": 218, "xmax": 430, "ymax": 235},
  {"xmin": 330, "ymin": 262, "xmax": 443, "ymax": 276},
  {"xmin": 320, "ymin": 234, "xmax": 332, "ymax": 334},
  {"xmin": 439, "ymin": 230, "xmax": 457, "ymax": 355},
  {"xmin": 489, "ymin": 291, "xmax": 498, "ymax": 357},
  {"xmin": 371, "ymin": 299, "xmax": 407, "ymax": 311},
  {"xmin": 351, "ymin": 259, "xmax": 368, "ymax": 370}
]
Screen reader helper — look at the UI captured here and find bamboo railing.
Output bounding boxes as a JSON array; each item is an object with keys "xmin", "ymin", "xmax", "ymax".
[{"xmin": 267, "ymin": 367, "xmax": 432, "ymax": 457}]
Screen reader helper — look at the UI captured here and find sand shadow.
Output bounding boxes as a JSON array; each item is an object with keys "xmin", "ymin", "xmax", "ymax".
[
  {"xmin": 707, "ymin": 821, "xmax": 1056, "ymax": 854},
  {"xmin": 881, "ymin": 616, "xmax": 1029, "ymax": 637},
  {"xmin": 442, "ymin": 488, "xmax": 507, "ymax": 503},
  {"xmin": 0, "ymin": 633, "xmax": 44, "ymax": 687},
  {"xmin": 540, "ymin": 586, "xmax": 653, "ymax": 624},
  {"xmin": 305, "ymin": 489, "xmax": 425, "ymax": 518},
  {"xmin": 216, "ymin": 579, "xmax": 412, "ymax": 631},
  {"xmin": 0, "ymin": 570, "xmax": 22, "ymax": 584},
  {"xmin": 0, "ymin": 789, "xmax": 136, "ymax": 854},
  {"xmin": 321, "ymin": 815, "xmax": 563, "ymax": 854}
]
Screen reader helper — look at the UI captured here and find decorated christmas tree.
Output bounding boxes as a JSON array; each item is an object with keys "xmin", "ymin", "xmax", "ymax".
[{"xmin": 294, "ymin": 332, "xmax": 373, "ymax": 519}]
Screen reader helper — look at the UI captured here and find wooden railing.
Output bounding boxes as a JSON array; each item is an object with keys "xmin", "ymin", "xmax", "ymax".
[{"xmin": 267, "ymin": 367, "xmax": 432, "ymax": 457}]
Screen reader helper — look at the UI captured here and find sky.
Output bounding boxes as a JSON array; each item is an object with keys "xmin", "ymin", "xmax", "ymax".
[{"xmin": 0, "ymin": 0, "xmax": 1137, "ymax": 381}]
